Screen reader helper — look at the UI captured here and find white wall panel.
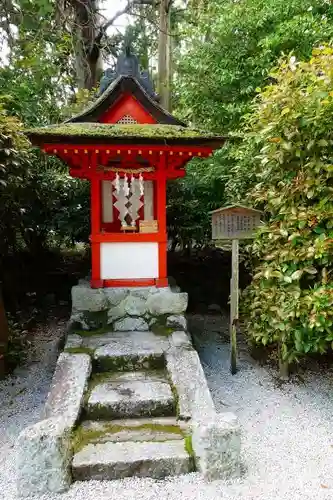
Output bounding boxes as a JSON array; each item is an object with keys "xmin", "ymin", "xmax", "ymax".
[
  {"xmin": 100, "ymin": 242, "xmax": 159, "ymax": 279},
  {"xmin": 144, "ymin": 181, "xmax": 154, "ymax": 220},
  {"xmin": 102, "ymin": 180, "xmax": 113, "ymax": 223}
]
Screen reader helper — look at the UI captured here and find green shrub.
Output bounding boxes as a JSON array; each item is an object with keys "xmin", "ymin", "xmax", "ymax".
[{"xmin": 242, "ymin": 46, "xmax": 333, "ymax": 363}]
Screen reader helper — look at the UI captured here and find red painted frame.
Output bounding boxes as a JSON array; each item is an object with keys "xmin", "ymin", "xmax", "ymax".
[
  {"xmin": 41, "ymin": 94, "xmax": 215, "ymax": 289},
  {"xmin": 100, "ymin": 94, "xmax": 156, "ymax": 124}
]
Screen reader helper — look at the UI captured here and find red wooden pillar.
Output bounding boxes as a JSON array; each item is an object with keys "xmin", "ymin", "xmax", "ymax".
[
  {"xmin": 156, "ymin": 155, "xmax": 168, "ymax": 287},
  {"xmin": 90, "ymin": 152, "xmax": 103, "ymax": 288}
]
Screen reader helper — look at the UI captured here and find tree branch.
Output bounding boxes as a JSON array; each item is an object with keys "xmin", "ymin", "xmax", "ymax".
[{"xmin": 100, "ymin": 0, "xmax": 160, "ymax": 34}]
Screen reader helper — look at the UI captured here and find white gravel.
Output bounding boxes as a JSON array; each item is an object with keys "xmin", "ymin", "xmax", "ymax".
[{"xmin": 1, "ymin": 314, "xmax": 333, "ymax": 500}]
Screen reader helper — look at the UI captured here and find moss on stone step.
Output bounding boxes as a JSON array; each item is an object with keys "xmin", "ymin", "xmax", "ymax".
[
  {"xmin": 150, "ymin": 314, "xmax": 175, "ymax": 337},
  {"xmin": 151, "ymin": 324, "xmax": 174, "ymax": 337},
  {"xmin": 72, "ymin": 421, "xmax": 185, "ymax": 454},
  {"xmin": 64, "ymin": 347, "xmax": 95, "ymax": 356},
  {"xmin": 73, "ymin": 325, "xmax": 112, "ymax": 338},
  {"xmin": 168, "ymin": 380, "xmax": 180, "ymax": 419},
  {"xmin": 82, "ymin": 310, "xmax": 109, "ymax": 331},
  {"xmin": 184, "ymin": 435, "xmax": 196, "ymax": 472},
  {"xmin": 95, "ymin": 353, "xmax": 166, "ymax": 373}
]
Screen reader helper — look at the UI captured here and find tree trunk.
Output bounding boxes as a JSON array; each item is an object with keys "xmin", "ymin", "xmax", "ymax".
[
  {"xmin": 165, "ymin": 6, "xmax": 172, "ymax": 112},
  {"xmin": 0, "ymin": 289, "xmax": 9, "ymax": 378},
  {"xmin": 139, "ymin": 4, "xmax": 149, "ymax": 70},
  {"xmin": 73, "ymin": 0, "xmax": 103, "ymax": 90},
  {"xmin": 158, "ymin": 0, "xmax": 170, "ymax": 110}
]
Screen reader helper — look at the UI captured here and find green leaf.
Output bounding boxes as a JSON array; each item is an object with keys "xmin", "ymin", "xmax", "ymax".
[
  {"xmin": 291, "ymin": 270, "xmax": 303, "ymax": 280},
  {"xmin": 304, "ymin": 266, "xmax": 317, "ymax": 275}
]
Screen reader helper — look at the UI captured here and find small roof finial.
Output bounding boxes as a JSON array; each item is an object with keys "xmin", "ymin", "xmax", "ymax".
[{"xmin": 124, "ymin": 29, "xmax": 133, "ymax": 57}]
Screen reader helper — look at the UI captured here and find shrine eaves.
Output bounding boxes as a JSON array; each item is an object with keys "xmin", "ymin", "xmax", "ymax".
[{"xmin": 25, "ymin": 51, "xmax": 226, "ymax": 289}]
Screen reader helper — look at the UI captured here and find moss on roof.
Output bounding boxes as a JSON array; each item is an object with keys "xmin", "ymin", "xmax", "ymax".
[{"xmin": 26, "ymin": 123, "xmax": 219, "ymax": 140}]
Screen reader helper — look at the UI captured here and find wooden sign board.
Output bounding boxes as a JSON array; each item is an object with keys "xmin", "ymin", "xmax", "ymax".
[
  {"xmin": 139, "ymin": 220, "xmax": 158, "ymax": 233},
  {"xmin": 210, "ymin": 205, "xmax": 262, "ymax": 240},
  {"xmin": 209, "ymin": 204, "xmax": 262, "ymax": 376}
]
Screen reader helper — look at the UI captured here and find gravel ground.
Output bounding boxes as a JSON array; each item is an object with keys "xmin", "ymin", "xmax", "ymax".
[{"xmin": 1, "ymin": 313, "xmax": 333, "ymax": 500}]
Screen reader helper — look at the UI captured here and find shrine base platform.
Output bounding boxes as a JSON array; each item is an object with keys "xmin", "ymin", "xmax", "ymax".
[{"xmin": 69, "ymin": 281, "xmax": 188, "ymax": 334}]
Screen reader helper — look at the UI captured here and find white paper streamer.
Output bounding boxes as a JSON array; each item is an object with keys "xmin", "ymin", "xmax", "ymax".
[
  {"xmin": 139, "ymin": 173, "xmax": 144, "ymax": 196},
  {"xmin": 115, "ymin": 173, "xmax": 120, "ymax": 194},
  {"xmin": 124, "ymin": 174, "xmax": 130, "ymax": 196}
]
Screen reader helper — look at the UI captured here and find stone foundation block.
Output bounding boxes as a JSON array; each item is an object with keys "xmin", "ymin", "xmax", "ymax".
[
  {"xmin": 167, "ymin": 315, "xmax": 187, "ymax": 331},
  {"xmin": 17, "ymin": 353, "xmax": 92, "ymax": 496},
  {"xmin": 192, "ymin": 413, "xmax": 241, "ymax": 481},
  {"xmin": 64, "ymin": 334, "xmax": 83, "ymax": 350},
  {"xmin": 72, "ymin": 285, "xmax": 108, "ymax": 312},
  {"xmin": 17, "ymin": 417, "xmax": 72, "ymax": 496},
  {"xmin": 114, "ymin": 317, "xmax": 149, "ymax": 332},
  {"xmin": 43, "ymin": 352, "xmax": 92, "ymax": 421},
  {"xmin": 169, "ymin": 331, "xmax": 192, "ymax": 348},
  {"xmin": 166, "ymin": 345, "xmax": 215, "ymax": 421},
  {"xmin": 146, "ymin": 289, "xmax": 188, "ymax": 316},
  {"xmin": 69, "ymin": 283, "xmax": 188, "ymax": 332}
]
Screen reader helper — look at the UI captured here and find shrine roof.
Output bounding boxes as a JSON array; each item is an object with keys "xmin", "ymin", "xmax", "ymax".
[
  {"xmin": 26, "ymin": 123, "xmax": 226, "ymax": 148},
  {"xmin": 65, "ymin": 75, "xmax": 185, "ymax": 126}
]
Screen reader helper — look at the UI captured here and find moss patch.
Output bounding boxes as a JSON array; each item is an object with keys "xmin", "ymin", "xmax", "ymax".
[
  {"xmin": 64, "ymin": 347, "xmax": 95, "ymax": 356},
  {"xmin": 72, "ymin": 421, "xmax": 185, "ymax": 454},
  {"xmin": 27, "ymin": 123, "xmax": 221, "ymax": 140},
  {"xmin": 88, "ymin": 371, "xmax": 114, "ymax": 389},
  {"xmin": 82, "ymin": 310, "xmax": 108, "ymax": 330},
  {"xmin": 169, "ymin": 380, "xmax": 180, "ymax": 418},
  {"xmin": 184, "ymin": 435, "xmax": 194, "ymax": 456},
  {"xmin": 150, "ymin": 314, "xmax": 174, "ymax": 337},
  {"xmin": 184, "ymin": 435, "xmax": 196, "ymax": 472},
  {"xmin": 151, "ymin": 324, "xmax": 174, "ymax": 337},
  {"xmin": 95, "ymin": 353, "xmax": 166, "ymax": 372},
  {"xmin": 72, "ymin": 424, "xmax": 117, "ymax": 453},
  {"xmin": 87, "ymin": 370, "xmax": 168, "ymax": 392},
  {"xmin": 73, "ymin": 325, "xmax": 112, "ymax": 338}
]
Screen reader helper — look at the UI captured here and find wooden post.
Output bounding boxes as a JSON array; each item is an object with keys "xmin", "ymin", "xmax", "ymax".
[
  {"xmin": 230, "ymin": 239, "xmax": 239, "ymax": 375},
  {"xmin": 0, "ymin": 289, "xmax": 9, "ymax": 379}
]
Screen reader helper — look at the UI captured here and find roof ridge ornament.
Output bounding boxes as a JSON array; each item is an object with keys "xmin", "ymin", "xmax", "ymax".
[{"xmin": 99, "ymin": 48, "xmax": 157, "ymax": 100}]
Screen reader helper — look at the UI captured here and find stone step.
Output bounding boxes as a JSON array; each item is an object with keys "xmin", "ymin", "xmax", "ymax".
[
  {"xmin": 72, "ymin": 439, "xmax": 192, "ymax": 481},
  {"xmin": 85, "ymin": 371, "xmax": 175, "ymax": 420},
  {"xmin": 87, "ymin": 331, "xmax": 168, "ymax": 372},
  {"xmin": 74, "ymin": 416, "xmax": 187, "ymax": 445}
]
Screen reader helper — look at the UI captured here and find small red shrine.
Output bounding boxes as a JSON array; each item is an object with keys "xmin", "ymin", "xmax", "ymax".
[{"xmin": 27, "ymin": 52, "xmax": 225, "ymax": 289}]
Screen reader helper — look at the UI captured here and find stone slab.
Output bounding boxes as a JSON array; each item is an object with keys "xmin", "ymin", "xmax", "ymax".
[
  {"xmin": 17, "ymin": 353, "xmax": 92, "ymax": 496},
  {"xmin": 42, "ymin": 353, "xmax": 92, "ymax": 421},
  {"xmin": 104, "ymin": 288, "xmax": 129, "ymax": 306},
  {"xmin": 72, "ymin": 439, "xmax": 191, "ymax": 481},
  {"xmin": 72, "ymin": 285, "xmax": 108, "ymax": 312},
  {"xmin": 167, "ymin": 315, "xmax": 187, "ymax": 331},
  {"xmin": 192, "ymin": 413, "xmax": 241, "ymax": 480},
  {"xmin": 146, "ymin": 289, "xmax": 188, "ymax": 316},
  {"xmin": 114, "ymin": 317, "xmax": 149, "ymax": 332},
  {"xmin": 166, "ymin": 346, "xmax": 215, "ymax": 422},
  {"xmin": 86, "ymin": 371, "xmax": 175, "ymax": 419},
  {"xmin": 169, "ymin": 331, "xmax": 192, "ymax": 349},
  {"xmin": 17, "ymin": 417, "xmax": 72, "ymax": 496},
  {"xmin": 64, "ymin": 334, "xmax": 83, "ymax": 350},
  {"xmin": 79, "ymin": 417, "xmax": 185, "ymax": 443},
  {"xmin": 82, "ymin": 332, "xmax": 118, "ymax": 349},
  {"xmin": 93, "ymin": 331, "xmax": 168, "ymax": 371}
]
